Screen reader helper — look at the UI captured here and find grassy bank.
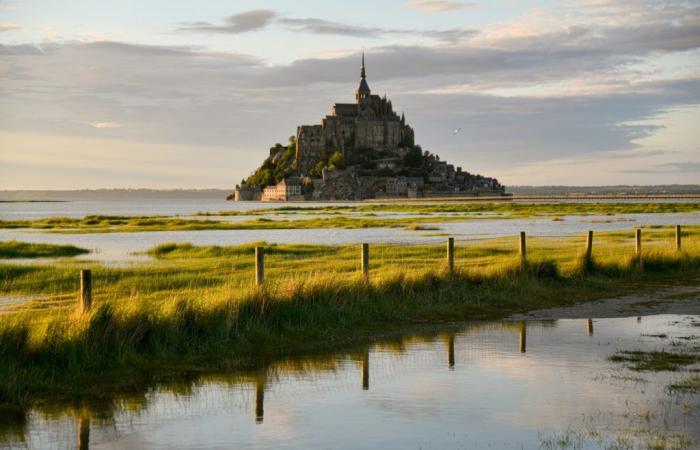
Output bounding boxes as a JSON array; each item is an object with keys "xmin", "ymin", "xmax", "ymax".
[
  {"xmin": 210, "ymin": 201, "xmax": 700, "ymax": 216},
  {"xmin": 0, "ymin": 213, "xmax": 479, "ymax": 233},
  {"xmin": 0, "ymin": 241, "xmax": 89, "ymax": 259},
  {"xmin": 0, "ymin": 227, "xmax": 699, "ymax": 409}
]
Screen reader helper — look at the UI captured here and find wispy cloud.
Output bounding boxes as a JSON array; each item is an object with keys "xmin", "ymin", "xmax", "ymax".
[
  {"xmin": 403, "ymin": 1, "xmax": 474, "ymax": 13},
  {"xmin": 90, "ymin": 122, "xmax": 122, "ymax": 129},
  {"xmin": 619, "ymin": 161, "xmax": 700, "ymax": 173},
  {"xmin": 178, "ymin": 10, "xmax": 476, "ymax": 43},
  {"xmin": 0, "ymin": 22, "xmax": 19, "ymax": 32},
  {"xmin": 177, "ymin": 9, "xmax": 277, "ymax": 34},
  {"xmin": 279, "ymin": 18, "xmax": 385, "ymax": 38}
]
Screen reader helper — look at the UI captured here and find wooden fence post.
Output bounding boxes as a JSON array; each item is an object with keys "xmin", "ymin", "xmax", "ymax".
[
  {"xmin": 519, "ymin": 231, "xmax": 527, "ymax": 267},
  {"xmin": 585, "ymin": 230, "xmax": 593, "ymax": 261},
  {"xmin": 255, "ymin": 247, "xmax": 264, "ymax": 286},
  {"xmin": 676, "ymin": 225, "xmax": 682, "ymax": 251},
  {"xmin": 361, "ymin": 243, "xmax": 369, "ymax": 278},
  {"xmin": 635, "ymin": 228, "xmax": 642, "ymax": 255},
  {"xmin": 447, "ymin": 237, "xmax": 454, "ymax": 274},
  {"xmin": 79, "ymin": 269, "xmax": 92, "ymax": 313}
]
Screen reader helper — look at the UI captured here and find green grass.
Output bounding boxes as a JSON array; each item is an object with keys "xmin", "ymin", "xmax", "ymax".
[
  {"xmin": 668, "ymin": 376, "xmax": 700, "ymax": 392},
  {"xmin": 227, "ymin": 201, "xmax": 700, "ymax": 217},
  {"xmin": 2, "ymin": 201, "xmax": 700, "ymax": 232},
  {"xmin": 0, "ymin": 241, "xmax": 89, "ymax": 259},
  {"xmin": 0, "ymin": 214, "xmax": 474, "ymax": 233},
  {"xmin": 0, "ymin": 228, "xmax": 699, "ymax": 409}
]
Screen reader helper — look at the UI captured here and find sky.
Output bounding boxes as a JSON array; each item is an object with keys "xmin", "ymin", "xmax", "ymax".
[{"xmin": 0, "ymin": 0, "xmax": 699, "ymax": 189}]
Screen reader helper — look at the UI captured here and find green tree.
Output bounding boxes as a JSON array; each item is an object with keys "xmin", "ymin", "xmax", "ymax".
[
  {"xmin": 403, "ymin": 147, "xmax": 423, "ymax": 168},
  {"xmin": 310, "ymin": 160, "xmax": 327, "ymax": 178},
  {"xmin": 328, "ymin": 152, "xmax": 346, "ymax": 170}
]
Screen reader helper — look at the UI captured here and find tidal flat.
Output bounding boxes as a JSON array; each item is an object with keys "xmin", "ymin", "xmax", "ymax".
[{"xmin": 1, "ymin": 201, "xmax": 700, "ymax": 233}]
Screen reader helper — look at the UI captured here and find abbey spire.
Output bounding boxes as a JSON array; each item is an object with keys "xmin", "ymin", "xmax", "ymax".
[{"xmin": 356, "ymin": 50, "xmax": 371, "ymax": 104}]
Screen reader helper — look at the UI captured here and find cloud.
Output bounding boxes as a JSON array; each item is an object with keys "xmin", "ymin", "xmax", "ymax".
[
  {"xmin": 0, "ymin": 43, "xmax": 44, "ymax": 55},
  {"xmin": 279, "ymin": 18, "xmax": 386, "ymax": 38},
  {"xmin": 279, "ymin": 17, "xmax": 476, "ymax": 42},
  {"xmin": 178, "ymin": 9, "xmax": 476, "ymax": 43},
  {"xmin": 178, "ymin": 9, "xmax": 277, "ymax": 34},
  {"xmin": 0, "ymin": 22, "xmax": 19, "ymax": 32},
  {"xmin": 619, "ymin": 161, "xmax": 700, "ymax": 173},
  {"xmin": 2, "ymin": 0, "xmax": 699, "ymax": 186},
  {"xmin": 403, "ymin": 1, "xmax": 474, "ymax": 13},
  {"xmin": 90, "ymin": 122, "xmax": 122, "ymax": 129}
]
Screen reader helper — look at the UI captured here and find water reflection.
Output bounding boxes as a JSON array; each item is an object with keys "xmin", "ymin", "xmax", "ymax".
[
  {"xmin": 361, "ymin": 348, "xmax": 370, "ymax": 391},
  {"xmin": 586, "ymin": 318, "xmax": 594, "ymax": 336},
  {"xmin": 446, "ymin": 334, "xmax": 455, "ymax": 368},
  {"xmin": 1, "ymin": 315, "xmax": 698, "ymax": 449},
  {"xmin": 255, "ymin": 372, "xmax": 266, "ymax": 424},
  {"xmin": 78, "ymin": 416, "xmax": 89, "ymax": 450}
]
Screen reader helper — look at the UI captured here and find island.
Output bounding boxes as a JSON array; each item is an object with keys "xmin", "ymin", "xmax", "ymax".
[{"xmin": 234, "ymin": 53, "xmax": 506, "ymax": 201}]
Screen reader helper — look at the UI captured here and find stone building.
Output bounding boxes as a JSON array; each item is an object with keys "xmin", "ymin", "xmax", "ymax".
[
  {"xmin": 295, "ymin": 52, "xmax": 415, "ymax": 175},
  {"xmin": 261, "ymin": 177, "xmax": 303, "ymax": 202}
]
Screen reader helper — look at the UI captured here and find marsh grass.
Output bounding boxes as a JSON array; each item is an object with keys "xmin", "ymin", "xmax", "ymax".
[
  {"xmin": 0, "ymin": 214, "xmax": 474, "ymax": 233},
  {"xmin": 609, "ymin": 350, "xmax": 700, "ymax": 371},
  {"xmin": 231, "ymin": 201, "xmax": 700, "ymax": 217},
  {"xmin": 0, "ymin": 241, "xmax": 89, "ymax": 259},
  {"xmin": 2, "ymin": 202, "xmax": 700, "ymax": 233},
  {"xmin": 668, "ymin": 376, "xmax": 700, "ymax": 392},
  {"xmin": 0, "ymin": 226, "xmax": 699, "ymax": 407}
]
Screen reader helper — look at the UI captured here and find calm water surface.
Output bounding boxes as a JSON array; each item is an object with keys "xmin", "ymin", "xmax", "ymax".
[
  {"xmin": 1, "ymin": 198, "xmax": 698, "ymax": 264},
  {"xmin": 1, "ymin": 314, "xmax": 698, "ymax": 449}
]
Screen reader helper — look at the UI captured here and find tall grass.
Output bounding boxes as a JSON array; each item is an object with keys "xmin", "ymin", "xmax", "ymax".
[
  {"xmin": 0, "ymin": 241, "xmax": 89, "ymax": 259},
  {"xmin": 0, "ymin": 226, "xmax": 698, "ymax": 408}
]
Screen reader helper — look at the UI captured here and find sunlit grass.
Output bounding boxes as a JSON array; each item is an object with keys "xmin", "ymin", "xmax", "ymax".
[
  {"xmin": 0, "ymin": 241, "xmax": 89, "ymax": 259},
  {"xmin": 0, "ymin": 225, "xmax": 698, "ymax": 408}
]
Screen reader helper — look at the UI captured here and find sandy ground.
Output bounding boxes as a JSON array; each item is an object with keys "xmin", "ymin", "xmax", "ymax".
[{"xmin": 509, "ymin": 281, "xmax": 700, "ymax": 320}]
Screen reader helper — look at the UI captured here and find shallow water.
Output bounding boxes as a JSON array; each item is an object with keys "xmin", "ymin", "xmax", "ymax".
[
  {"xmin": 2, "ymin": 197, "xmax": 699, "ymax": 220},
  {"xmin": 0, "ymin": 212, "xmax": 698, "ymax": 264},
  {"xmin": 1, "ymin": 314, "xmax": 698, "ymax": 449}
]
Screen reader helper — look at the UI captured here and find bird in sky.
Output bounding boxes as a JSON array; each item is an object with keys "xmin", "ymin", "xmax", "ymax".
[{"xmin": 452, "ymin": 127, "xmax": 462, "ymax": 135}]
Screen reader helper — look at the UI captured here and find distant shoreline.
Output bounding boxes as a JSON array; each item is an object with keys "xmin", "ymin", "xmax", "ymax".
[{"xmin": 0, "ymin": 200, "xmax": 68, "ymax": 203}]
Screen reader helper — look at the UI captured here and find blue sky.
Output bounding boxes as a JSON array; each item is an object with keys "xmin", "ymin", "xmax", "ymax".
[{"xmin": 1, "ymin": 0, "xmax": 699, "ymax": 188}]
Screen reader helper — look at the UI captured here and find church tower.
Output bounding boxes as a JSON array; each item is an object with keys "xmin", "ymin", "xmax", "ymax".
[{"xmin": 355, "ymin": 51, "xmax": 371, "ymax": 104}]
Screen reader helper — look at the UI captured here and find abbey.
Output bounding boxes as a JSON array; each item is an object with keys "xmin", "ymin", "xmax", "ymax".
[
  {"xmin": 234, "ymin": 53, "xmax": 505, "ymax": 201},
  {"xmin": 295, "ymin": 53, "xmax": 414, "ymax": 175}
]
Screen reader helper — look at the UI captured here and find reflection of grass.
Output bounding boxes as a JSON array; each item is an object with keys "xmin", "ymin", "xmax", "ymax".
[
  {"xmin": 668, "ymin": 376, "xmax": 700, "ymax": 393},
  {"xmin": 0, "ymin": 231, "xmax": 699, "ymax": 408},
  {"xmin": 609, "ymin": 350, "xmax": 700, "ymax": 371},
  {"xmin": 0, "ymin": 241, "xmax": 89, "ymax": 259}
]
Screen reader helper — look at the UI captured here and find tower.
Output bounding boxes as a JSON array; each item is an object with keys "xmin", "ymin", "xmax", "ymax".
[{"xmin": 355, "ymin": 50, "xmax": 371, "ymax": 104}]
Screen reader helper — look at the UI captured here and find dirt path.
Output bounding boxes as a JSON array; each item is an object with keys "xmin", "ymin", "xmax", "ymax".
[{"xmin": 509, "ymin": 282, "xmax": 700, "ymax": 320}]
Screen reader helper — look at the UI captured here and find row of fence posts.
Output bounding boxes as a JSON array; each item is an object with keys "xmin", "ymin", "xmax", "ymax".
[{"xmin": 76, "ymin": 225, "xmax": 686, "ymax": 311}]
